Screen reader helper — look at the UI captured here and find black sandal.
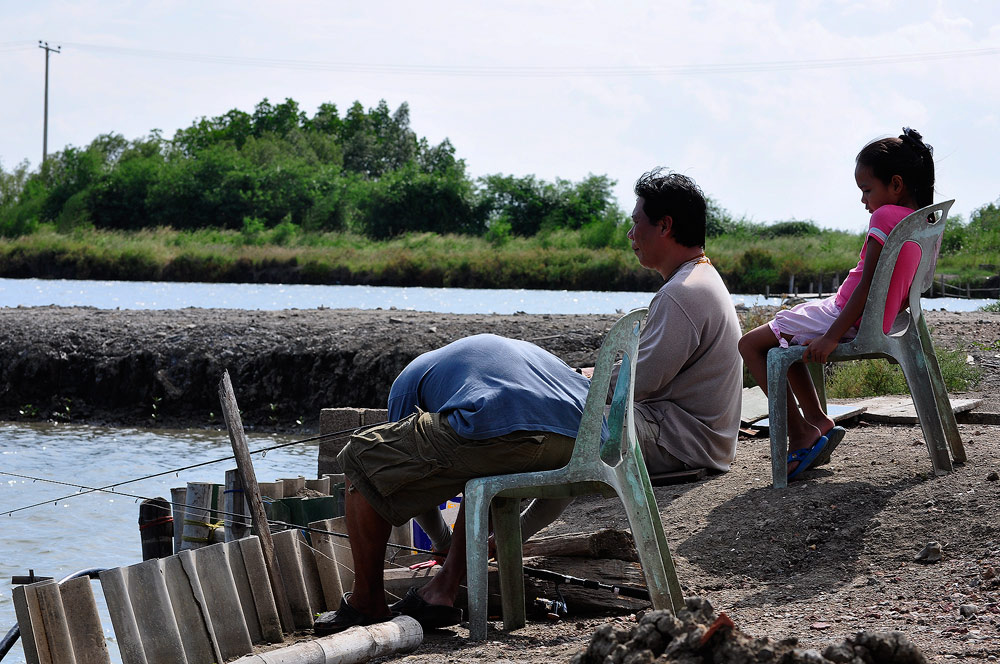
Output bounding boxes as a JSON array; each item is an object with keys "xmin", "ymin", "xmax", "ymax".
[
  {"xmin": 389, "ymin": 587, "xmax": 463, "ymax": 629},
  {"xmin": 314, "ymin": 593, "xmax": 395, "ymax": 635}
]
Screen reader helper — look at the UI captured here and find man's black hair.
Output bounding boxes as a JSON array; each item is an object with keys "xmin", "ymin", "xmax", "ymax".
[{"xmin": 633, "ymin": 168, "xmax": 706, "ymax": 248}]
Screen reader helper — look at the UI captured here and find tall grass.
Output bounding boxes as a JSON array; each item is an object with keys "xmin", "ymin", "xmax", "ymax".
[{"xmin": 1, "ymin": 220, "xmax": 997, "ymax": 293}]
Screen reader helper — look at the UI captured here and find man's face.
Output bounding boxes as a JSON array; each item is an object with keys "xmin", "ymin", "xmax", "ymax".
[{"xmin": 627, "ymin": 197, "xmax": 666, "ymax": 269}]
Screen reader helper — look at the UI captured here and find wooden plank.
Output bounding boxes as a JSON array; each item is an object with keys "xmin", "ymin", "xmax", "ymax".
[
  {"xmin": 218, "ymin": 370, "xmax": 294, "ymax": 633},
  {"xmin": 522, "ymin": 556, "xmax": 650, "ymax": 614},
  {"xmin": 650, "ymin": 469, "xmax": 707, "ymax": 486},
  {"xmin": 521, "ymin": 529, "xmax": 638, "ymax": 561},
  {"xmin": 858, "ymin": 395, "xmax": 983, "ymax": 424}
]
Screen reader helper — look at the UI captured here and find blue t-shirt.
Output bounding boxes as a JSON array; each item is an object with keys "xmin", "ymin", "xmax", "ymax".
[{"xmin": 387, "ymin": 334, "xmax": 599, "ymax": 440}]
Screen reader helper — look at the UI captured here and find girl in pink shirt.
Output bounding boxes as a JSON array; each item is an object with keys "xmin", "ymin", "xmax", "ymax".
[{"xmin": 738, "ymin": 128, "xmax": 936, "ymax": 480}]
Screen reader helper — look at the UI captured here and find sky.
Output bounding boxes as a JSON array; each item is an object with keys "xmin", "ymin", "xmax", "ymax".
[{"xmin": 2, "ymin": 1, "xmax": 999, "ymax": 232}]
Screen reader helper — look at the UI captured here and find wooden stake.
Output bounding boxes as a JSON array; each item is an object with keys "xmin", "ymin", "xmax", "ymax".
[{"xmin": 218, "ymin": 370, "xmax": 295, "ymax": 633}]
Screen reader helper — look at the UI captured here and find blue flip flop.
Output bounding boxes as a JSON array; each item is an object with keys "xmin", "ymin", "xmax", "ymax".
[
  {"xmin": 813, "ymin": 426, "xmax": 846, "ymax": 468},
  {"xmin": 787, "ymin": 434, "xmax": 829, "ymax": 481}
]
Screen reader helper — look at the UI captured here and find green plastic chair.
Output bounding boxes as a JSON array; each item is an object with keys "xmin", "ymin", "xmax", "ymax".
[
  {"xmin": 463, "ymin": 308, "xmax": 684, "ymax": 641},
  {"xmin": 766, "ymin": 200, "xmax": 966, "ymax": 488}
]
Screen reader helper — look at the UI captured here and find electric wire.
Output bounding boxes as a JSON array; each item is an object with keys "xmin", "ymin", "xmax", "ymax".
[{"xmin": 42, "ymin": 41, "xmax": 1000, "ymax": 78}]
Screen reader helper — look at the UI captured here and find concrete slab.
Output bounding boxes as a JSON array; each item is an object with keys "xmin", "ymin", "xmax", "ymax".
[
  {"xmin": 855, "ymin": 395, "xmax": 983, "ymax": 424},
  {"xmin": 754, "ymin": 402, "xmax": 867, "ymax": 429},
  {"xmin": 126, "ymin": 559, "xmax": 187, "ymax": 664},
  {"xmin": 740, "ymin": 386, "xmax": 770, "ymax": 425},
  {"xmin": 236, "ymin": 536, "xmax": 283, "ymax": 644},
  {"xmin": 193, "ymin": 542, "xmax": 253, "ymax": 660},
  {"xmin": 308, "ymin": 517, "xmax": 346, "ymax": 609},
  {"xmin": 162, "ymin": 552, "xmax": 220, "ymax": 664},
  {"xmin": 272, "ymin": 529, "xmax": 315, "ymax": 630},
  {"xmin": 60, "ymin": 575, "xmax": 111, "ymax": 664},
  {"xmin": 99, "ymin": 569, "xmax": 148, "ymax": 664}
]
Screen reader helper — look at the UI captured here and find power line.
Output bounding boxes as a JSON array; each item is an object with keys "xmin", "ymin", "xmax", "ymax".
[{"xmin": 54, "ymin": 40, "xmax": 1000, "ymax": 78}]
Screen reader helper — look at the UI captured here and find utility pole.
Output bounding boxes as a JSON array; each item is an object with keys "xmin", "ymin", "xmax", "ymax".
[{"xmin": 38, "ymin": 41, "xmax": 61, "ymax": 164}]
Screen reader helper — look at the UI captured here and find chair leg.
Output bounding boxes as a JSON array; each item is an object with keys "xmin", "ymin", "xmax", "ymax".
[
  {"xmin": 615, "ymin": 468, "xmax": 682, "ymax": 613},
  {"xmin": 491, "ymin": 497, "xmax": 526, "ymax": 632},
  {"xmin": 464, "ymin": 482, "xmax": 495, "ymax": 641},
  {"xmin": 917, "ymin": 317, "xmax": 966, "ymax": 463},
  {"xmin": 896, "ymin": 343, "xmax": 953, "ymax": 476},
  {"xmin": 766, "ymin": 351, "xmax": 796, "ymax": 488}
]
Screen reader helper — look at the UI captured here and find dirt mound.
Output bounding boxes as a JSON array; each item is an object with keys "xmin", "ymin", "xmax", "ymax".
[{"xmin": 571, "ymin": 597, "xmax": 927, "ymax": 664}]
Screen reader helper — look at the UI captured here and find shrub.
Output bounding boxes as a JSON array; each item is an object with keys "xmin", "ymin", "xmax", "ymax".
[
  {"xmin": 763, "ymin": 220, "xmax": 821, "ymax": 237},
  {"xmin": 736, "ymin": 248, "xmax": 780, "ymax": 292}
]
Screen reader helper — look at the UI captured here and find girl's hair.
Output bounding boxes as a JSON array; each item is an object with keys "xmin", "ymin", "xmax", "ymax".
[{"xmin": 856, "ymin": 127, "xmax": 935, "ymax": 208}]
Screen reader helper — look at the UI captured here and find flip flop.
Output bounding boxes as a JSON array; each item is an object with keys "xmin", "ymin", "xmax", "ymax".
[
  {"xmin": 787, "ymin": 434, "xmax": 829, "ymax": 481},
  {"xmin": 314, "ymin": 593, "xmax": 396, "ymax": 635},
  {"xmin": 389, "ymin": 586, "xmax": 463, "ymax": 629},
  {"xmin": 813, "ymin": 426, "xmax": 846, "ymax": 468}
]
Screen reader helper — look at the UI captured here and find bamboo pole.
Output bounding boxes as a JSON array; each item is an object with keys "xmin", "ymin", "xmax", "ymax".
[{"xmin": 218, "ymin": 370, "xmax": 295, "ymax": 633}]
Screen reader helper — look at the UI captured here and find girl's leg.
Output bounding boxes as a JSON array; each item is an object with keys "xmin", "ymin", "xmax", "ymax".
[
  {"xmin": 738, "ymin": 324, "xmax": 823, "ymax": 453},
  {"xmin": 788, "ymin": 361, "xmax": 835, "ymax": 438}
]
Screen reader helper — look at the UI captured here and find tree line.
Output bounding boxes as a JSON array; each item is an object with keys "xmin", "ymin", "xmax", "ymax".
[{"xmin": 0, "ymin": 97, "xmax": 636, "ymax": 245}]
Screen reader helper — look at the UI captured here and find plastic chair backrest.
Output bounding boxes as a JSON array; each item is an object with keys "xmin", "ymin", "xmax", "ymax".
[
  {"xmin": 559, "ymin": 308, "xmax": 644, "ymax": 472},
  {"xmin": 853, "ymin": 200, "xmax": 953, "ymax": 342}
]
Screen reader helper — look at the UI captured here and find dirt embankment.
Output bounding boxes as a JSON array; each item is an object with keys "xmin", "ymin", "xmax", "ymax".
[{"xmin": 0, "ymin": 306, "xmax": 621, "ymax": 430}]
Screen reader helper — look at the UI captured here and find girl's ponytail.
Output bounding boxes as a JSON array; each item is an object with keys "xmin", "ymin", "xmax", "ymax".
[
  {"xmin": 856, "ymin": 127, "xmax": 936, "ymax": 208},
  {"xmin": 899, "ymin": 127, "xmax": 935, "ymax": 207}
]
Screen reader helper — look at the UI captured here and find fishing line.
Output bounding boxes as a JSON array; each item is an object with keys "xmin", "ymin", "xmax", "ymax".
[
  {"xmin": 0, "ymin": 470, "xmax": 431, "ymax": 553},
  {"xmin": 3, "ymin": 471, "xmax": 654, "ymax": 603},
  {"xmin": 0, "ymin": 426, "xmax": 361, "ymax": 516}
]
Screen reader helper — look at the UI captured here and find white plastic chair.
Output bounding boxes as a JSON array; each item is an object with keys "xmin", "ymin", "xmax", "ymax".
[
  {"xmin": 766, "ymin": 200, "xmax": 966, "ymax": 487},
  {"xmin": 462, "ymin": 308, "xmax": 684, "ymax": 640}
]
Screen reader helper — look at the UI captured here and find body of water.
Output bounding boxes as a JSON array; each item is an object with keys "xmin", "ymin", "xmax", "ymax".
[
  {"xmin": 0, "ymin": 422, "xmax": 317, "ymax": 664},
  {"xmin": 0, "ymin": 277, "xmax": 993, "ymax": 313}
]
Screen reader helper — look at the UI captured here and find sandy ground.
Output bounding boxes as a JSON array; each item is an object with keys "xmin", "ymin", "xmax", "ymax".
[{"xmin": 2, "ymin": 306, "xmax": 998, "ymax": 662}]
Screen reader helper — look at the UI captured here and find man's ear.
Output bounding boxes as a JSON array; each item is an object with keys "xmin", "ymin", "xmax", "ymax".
[{"xmin": 659, "ymin": 215, "xmax": 673, "ymax": 236}]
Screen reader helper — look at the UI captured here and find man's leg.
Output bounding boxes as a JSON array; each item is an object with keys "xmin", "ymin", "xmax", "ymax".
[
  {"xmin": 416, "ymin": 502, "xmax": 468, "ymax": 607},
  {"xmin": 343, "ymin": 477, "xmax": 393, "ymax": 619}
]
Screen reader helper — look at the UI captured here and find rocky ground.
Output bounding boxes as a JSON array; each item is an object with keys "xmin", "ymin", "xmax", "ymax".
[{"xmin": 1, "ymin": 305, "xmax": 999, "ymax": 662}]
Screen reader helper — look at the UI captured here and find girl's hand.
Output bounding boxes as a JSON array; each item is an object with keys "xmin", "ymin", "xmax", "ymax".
[{"xmin": 803, "ymin": 335, "xmax": 839, "ymax": 364}]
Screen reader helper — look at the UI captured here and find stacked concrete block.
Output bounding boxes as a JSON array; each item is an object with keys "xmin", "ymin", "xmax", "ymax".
[
  {"xmin": 13, "ymin": 576, "xmax": 110, "ymax": 664},
  {"xmin": 317, "ymin": 407, "xmax": 388, "ymax": 475}
]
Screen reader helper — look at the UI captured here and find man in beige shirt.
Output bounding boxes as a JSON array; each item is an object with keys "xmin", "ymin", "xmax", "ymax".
[{"xmin": 617, "ymin": 168, "xmax": 743, "ymax": 474}]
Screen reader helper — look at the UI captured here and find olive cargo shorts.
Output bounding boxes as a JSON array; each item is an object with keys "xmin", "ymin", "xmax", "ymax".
[{"xmin": 337, "ymin": 411, "xmax": 575, "ymax": 526}]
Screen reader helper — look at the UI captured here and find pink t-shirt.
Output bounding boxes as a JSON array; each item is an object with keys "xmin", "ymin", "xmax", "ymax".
[{"xmin": 835, "ymin": 205, "xmax": 920, "ymax": 334}]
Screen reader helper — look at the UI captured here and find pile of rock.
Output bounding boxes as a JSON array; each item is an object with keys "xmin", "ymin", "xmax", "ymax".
[{"xmin": 570, "ymin": 597, "xmax": 927, "ymax": 664}]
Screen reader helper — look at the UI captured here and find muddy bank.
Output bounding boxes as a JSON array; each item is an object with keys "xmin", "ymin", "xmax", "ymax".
[
  {"xmin": 2, "ymin": 306, "xmax": 998, "ymax": 431},
  {"xmin": 0, "ymin": 306, "xmax": 621, "ymax": 431}
]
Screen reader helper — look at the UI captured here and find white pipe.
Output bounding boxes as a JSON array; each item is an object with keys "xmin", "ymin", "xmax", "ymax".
[{"xmin": 228, "ymin": 616, "xmax": 422, "ymax": 663}]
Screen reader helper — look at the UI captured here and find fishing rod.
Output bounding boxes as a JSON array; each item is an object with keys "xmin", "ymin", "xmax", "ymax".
[{"xmin": 0, "ymin": 425, "xmax": 362, "ymax": 517}]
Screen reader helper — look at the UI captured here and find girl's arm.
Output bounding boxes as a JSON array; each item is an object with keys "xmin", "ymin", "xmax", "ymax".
[{"xmin": 802, "ymin": 236, "xmax": 884, "ymax": 363}]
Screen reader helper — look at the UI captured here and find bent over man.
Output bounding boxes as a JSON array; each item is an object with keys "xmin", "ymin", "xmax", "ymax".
[{"xmin": 315, "ymin": 333, "xmax": 599, "ymax": 633}]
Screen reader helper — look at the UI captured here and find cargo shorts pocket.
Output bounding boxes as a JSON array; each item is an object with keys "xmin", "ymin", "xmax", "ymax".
[{"xmin": 348, "ymin": 411, "xmax": 455, "ymax": 498}]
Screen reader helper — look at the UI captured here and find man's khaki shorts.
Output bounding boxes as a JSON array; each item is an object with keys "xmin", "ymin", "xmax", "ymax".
[{"xmin": 337, "ymin": 411, "xmax": 575, "ymax": 526}]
